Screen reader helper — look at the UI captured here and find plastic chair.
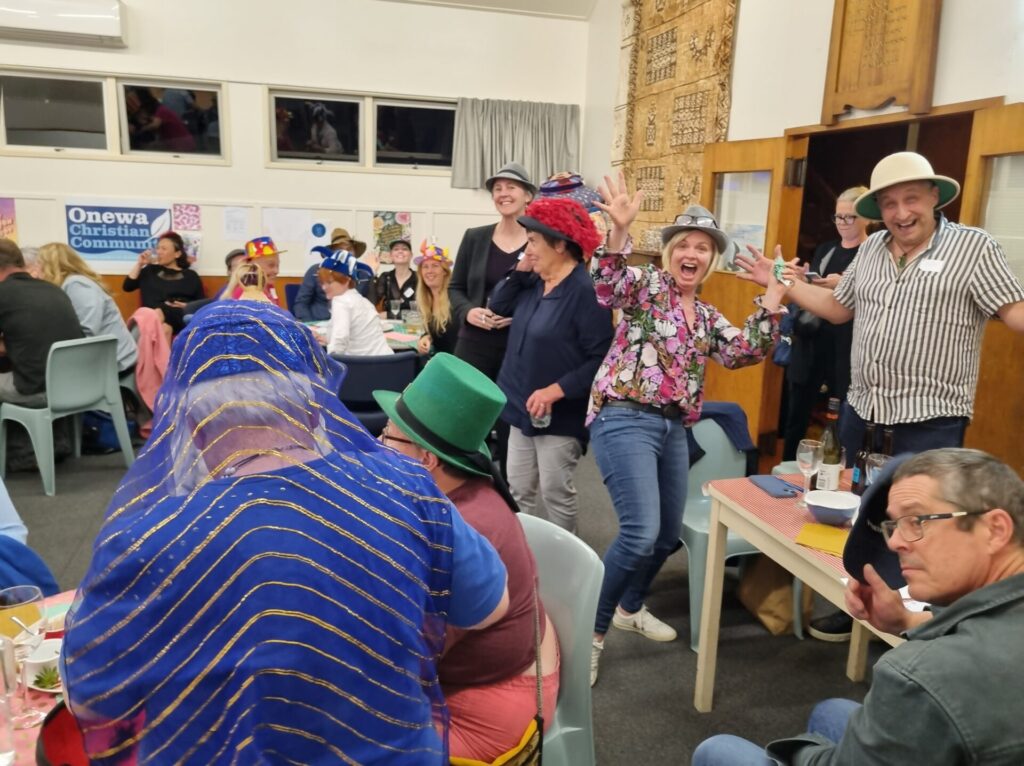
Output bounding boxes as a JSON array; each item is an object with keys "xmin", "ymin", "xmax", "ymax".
[
  {"xmin": 333, "ymin": 351, "xmax": 418, "ymax": 436},
  {"xmin": 0, "ymin": 336, "xmax": 135, "ymax": 496},
  {"xmin": 681, "ymin": 418, "xmax": 760, "ymax": 651},
  {"xmin": 772, "ymin": 460, "xmax": 806, "ymax": 638},
  {"xmin": 284, "ymin": 283, "xmax": 301, "ymax": 314},
  {"xmin": 518, "ymin": 513, "xmax": 603, "ymax": 766}
]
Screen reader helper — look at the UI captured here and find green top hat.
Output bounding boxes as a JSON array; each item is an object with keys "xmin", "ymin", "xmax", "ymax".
[{"xmin": 372, "ymin": 353, "xmax": 506, "ymax": 477}]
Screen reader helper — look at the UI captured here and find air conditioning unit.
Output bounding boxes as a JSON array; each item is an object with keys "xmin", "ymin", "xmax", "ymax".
[{"xmin": 0, "ymin": 0, "xmax": 125, "ymax": 48}]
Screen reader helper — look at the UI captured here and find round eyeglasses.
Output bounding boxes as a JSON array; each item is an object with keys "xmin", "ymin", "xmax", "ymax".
[{"xmin": 874, "ymin": 509, "xmax": 991, "ymax": 542}]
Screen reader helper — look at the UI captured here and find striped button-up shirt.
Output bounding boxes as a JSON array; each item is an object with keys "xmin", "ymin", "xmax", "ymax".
[{"xmin": 833, "ymin": 216, "xmax": 1024, "ymax": 424}]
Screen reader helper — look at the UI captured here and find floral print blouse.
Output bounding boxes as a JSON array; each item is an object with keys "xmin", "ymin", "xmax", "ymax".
[{"xmin": 586, "ymin": 243, "xmax": 782, "ymax": 426}]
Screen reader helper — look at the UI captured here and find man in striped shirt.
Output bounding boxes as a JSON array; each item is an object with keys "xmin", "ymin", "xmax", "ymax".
[{"xmin": 740, "ymin": 151, "xmax": 1024, "ymax": 461}]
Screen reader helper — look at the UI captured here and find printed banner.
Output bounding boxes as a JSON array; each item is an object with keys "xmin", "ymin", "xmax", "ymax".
[
  {"xmin": 65, "ymin": 200, "xmax": 173, "ymax": 261},
  {"xmin": 0, "ymin": 198, "xmax": 16, "ymax": 242}
]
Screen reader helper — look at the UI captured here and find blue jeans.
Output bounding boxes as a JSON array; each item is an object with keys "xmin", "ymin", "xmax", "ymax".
[
  {"xmin": 839, "ymin": 401, "xmax": 967, "ymax": 464},
  {"xmin": 691, "ymin": 698, "xmax": 861, "ymax": 765},
  {"xmin": 590, "ymin": 407, "xmax": 688, "ymax": 635}
]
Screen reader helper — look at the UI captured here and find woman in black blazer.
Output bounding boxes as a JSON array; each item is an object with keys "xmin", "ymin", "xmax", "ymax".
[{"xmin": 449, "ymin": 161, "xmax": 536, "ymax": 381}]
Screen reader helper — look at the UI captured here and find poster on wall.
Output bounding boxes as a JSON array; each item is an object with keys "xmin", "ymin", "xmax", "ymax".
[
  {"xmin": 373, "ymin": 211, "xmax": 411, "ymax": 260},
  {"xmin": 0, "ymin": 198, "xmax": 17, "ymax": 242},
  {"xmin": 65, "ymin": 200, "xmax": 173, "ymax": 261}
]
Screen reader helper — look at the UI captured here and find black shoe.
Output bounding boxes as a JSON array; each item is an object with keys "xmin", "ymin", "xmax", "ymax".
[{"xmin": 807, "ymin": 611, "xmax": 853, "ymax": 642}]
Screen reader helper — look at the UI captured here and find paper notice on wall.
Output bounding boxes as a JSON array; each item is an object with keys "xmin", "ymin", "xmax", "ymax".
[
  {"xmin": 0, "ymin": 198, "xmax": 16, "ymax": 242},
  {"xmin": 305, "ymin": 221, "xmax": 331, "ymax": 266},
  {"xmin": 262, "ymin": 207, "xmax": 311, "ymax": 244},
  {"xmin": 223, "ymin": 207, "xmax": 250, "ymax": 242}
]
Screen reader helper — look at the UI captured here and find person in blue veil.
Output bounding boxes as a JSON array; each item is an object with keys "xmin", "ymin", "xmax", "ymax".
[{"xmin": 62, "ymin": 300, "xmax": 508, "ymax": 765}]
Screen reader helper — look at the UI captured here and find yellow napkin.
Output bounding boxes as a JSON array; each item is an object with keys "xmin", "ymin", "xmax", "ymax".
[{"xmin": 795, "ymin": 523, "xmax": 850, "ymax": 557}]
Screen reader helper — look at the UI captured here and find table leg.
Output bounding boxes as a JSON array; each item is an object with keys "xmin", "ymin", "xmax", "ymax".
[
  {"xmin": 846, "ymin": 621, "xmax": 871, "ymax": 681},
  {"xmin": 694, "ymin": 498, "xmax": 728, "ymax": 713}
]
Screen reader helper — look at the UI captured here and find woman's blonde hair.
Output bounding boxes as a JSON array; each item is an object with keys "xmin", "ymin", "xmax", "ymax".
[
  {"xmin": 838, "ymin": 185, "xmax": 869, "ymax": 204},
  {"xmin": 661, "ymin": 230, "xmax": 721, "ymax": 285},
  {"xmin": 415, "ymin": 261, "xmax": 452, "ymax": 334},
  {"xmin": 223, "ymin": 262, "xmax": 272, "ymax": 303},
  {"xmin": 36, "ymin": 242, "xmax": 108, "ymax": 293}
]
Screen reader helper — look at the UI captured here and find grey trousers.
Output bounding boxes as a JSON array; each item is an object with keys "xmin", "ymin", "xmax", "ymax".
[{"xmin": 506, "ymin": 426, "xmax": 583, "ymax": 534}]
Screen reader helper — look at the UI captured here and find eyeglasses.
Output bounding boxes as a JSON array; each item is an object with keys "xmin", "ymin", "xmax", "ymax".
[
  {"xmin": 674, "ymin": 214, "xmax": 717, "ymax": 228},
  {"xmin": 871, "ymin": 509, "xmax": 991, "ymax": 542},
  {"xmin": 831, "ymin": 214, "xmax": 858, "ymax": 224},
  {"xmin": 379, "ymin": 431, "xmax": 416, "ymax": 448}
]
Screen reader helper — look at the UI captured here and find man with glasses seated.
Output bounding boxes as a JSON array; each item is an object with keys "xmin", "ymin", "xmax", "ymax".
[{"xmin": 692, "ymin": 448, "xmax": 1024, "ymax": 765}]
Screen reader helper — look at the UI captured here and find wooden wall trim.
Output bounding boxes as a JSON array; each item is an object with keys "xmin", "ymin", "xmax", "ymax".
[
  {"xmin": 785, "ymin": 96, "xmax": 1004, "ymax": 137},
  {"xmin": 100, "ymin": 274, "xmax": 302, "ymax": 321}
]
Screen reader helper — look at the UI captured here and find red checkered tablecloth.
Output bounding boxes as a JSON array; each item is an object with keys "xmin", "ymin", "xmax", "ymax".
[{"xmin": 707, "ymin": 474, "xmax": 852, "ymax": 578}]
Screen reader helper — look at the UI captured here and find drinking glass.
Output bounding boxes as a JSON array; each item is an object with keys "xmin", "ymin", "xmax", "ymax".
[
  {"xmin": 0, "ymin": 585, "xmax": 46, "ymax": 729},
  {"xmin": 388, "ymin": 300, "xmax": 402, "ymax": 320},
  {"xmin": 795, "ymin": 439, "xmax": 823, "ymax": 508}
]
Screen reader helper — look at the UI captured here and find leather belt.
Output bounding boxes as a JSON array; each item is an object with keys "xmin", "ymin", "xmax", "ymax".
[{"xmin": 602, "ymin": 399, "xmax": 682, "ymax": 420}]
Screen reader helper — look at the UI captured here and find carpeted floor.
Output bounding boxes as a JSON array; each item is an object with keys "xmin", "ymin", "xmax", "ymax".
[{"xmin": 6, "ymin": 449, "xmax": 879, "ymax": 763}]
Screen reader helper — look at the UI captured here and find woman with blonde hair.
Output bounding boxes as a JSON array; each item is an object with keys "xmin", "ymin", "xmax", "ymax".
[
  {"xmin": 414, "ymin": 240, "xmax": 458, "ymax": 356},
  {"xmin": 34, "ymin": 243, "xmax": 138, "ymax": 373}
]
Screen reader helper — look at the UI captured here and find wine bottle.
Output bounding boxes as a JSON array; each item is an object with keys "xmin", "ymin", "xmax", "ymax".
[
  {"xmin": 816, "ymin": 397, "xmax": 842, "ymax": 491},
  {"xmin": 882, "ymin": 427, "xmax": 895, "ymax": 456},
  {"xmin": 851, "ymin": 422, "xmax": 876, "ymax": 496}
]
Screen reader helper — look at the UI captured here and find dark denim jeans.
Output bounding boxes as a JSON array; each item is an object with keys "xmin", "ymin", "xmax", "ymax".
[
  {"xmin": 590, "ymin": 407, "xmax": 688, "ymax": 634},
  {"xmin": 839, "ymin": 401, "xmax": 968, "ymax": 465},
  {"xmin": 691, "ymin": 698, "xmax": 861, "ymax": 765}
]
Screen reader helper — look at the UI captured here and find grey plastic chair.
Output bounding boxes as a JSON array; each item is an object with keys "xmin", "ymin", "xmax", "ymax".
[
  {"xmin": 0, "ymin": 336, "xmax": 134, "ymax": 496},
  {"xmin": 518, "ymin": 513, "xmax": 603, "ymax": 766},
  {"xmin": 681, "ymin": 418, "xmax": 759, "ymax": 651}
]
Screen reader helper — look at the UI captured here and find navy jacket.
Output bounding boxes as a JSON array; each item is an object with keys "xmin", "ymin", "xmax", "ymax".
[
  {"xmin": 490, "ymin": 263, "xmax": 612, "ymax": 442},
  {"xmin": 293, "ymin": 263, "xmax": 331, "ymax": 322}
]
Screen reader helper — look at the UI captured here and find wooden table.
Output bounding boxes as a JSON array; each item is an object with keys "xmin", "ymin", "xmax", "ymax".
[{"xmin": 693, "ymin": 476, "xmax": 903, "ymax": 713}]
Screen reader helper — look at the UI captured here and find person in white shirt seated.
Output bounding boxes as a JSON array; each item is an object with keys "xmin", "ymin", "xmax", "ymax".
[{"xmin": 318, "ymin": 249, "xmax": 393, "ymax": 357}]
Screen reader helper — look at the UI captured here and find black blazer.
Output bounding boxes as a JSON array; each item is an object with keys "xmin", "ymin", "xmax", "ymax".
[{"xmin": 448, "ymin": 223, "xmax": 497, "ymax": 329}]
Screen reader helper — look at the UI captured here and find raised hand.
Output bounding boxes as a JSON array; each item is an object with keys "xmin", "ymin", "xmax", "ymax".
[
  {"xmin": 734, "ymin": 244, "xmax": 783, "ymax": 287},
  {"xmin": 595, "ymin": 171, "xmax": 643, "ymax": 232}
]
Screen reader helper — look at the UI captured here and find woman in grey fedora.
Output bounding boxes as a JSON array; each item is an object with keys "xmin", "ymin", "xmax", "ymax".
[{"xmin": 586, "ymin": 173, "xmax": 790, "ymax": 685}]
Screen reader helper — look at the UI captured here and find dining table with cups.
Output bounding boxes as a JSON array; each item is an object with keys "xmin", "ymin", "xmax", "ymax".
[
  {"xmin": 693, "ymin": 467, "xmax": 904, "ymax": 713},
  {"xmin": 0, "ymin": 587, "xmax": 76, "ymax": 764}
]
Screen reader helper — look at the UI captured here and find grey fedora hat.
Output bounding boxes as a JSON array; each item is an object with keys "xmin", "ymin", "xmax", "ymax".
[
  {"xmin": 661, "ymin": 204, "xmax": 730, "ymax": 254},
  {"xmin": 485, "ymin": 161, "xmax": 537, "ymax": 196}
]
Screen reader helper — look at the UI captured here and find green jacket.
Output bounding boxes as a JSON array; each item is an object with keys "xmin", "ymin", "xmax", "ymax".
[{"xmin": 767, "ymin": 572, "xmax": 1024, "ymax": 765}]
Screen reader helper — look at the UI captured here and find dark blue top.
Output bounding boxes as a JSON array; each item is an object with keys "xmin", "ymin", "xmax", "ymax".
[
  {"xmin": 293, "ymin": 263, "xmax": 331, "ymax": 321},
  {"xmin": 490, "ymin": 263, "xmax": 613, "ymax": 442}
]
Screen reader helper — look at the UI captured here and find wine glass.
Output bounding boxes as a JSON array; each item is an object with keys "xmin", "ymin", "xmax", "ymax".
[
  {"xmin": 0, "ymin": 585, "xmax": 46, "ymax": 729},
  {"xmin": 795, "ymin": 439, "xmax": 824, "ymax": 509},
  {"xmin": 388, "ymin": 299, "xmax": 402, "ymax": 320}
]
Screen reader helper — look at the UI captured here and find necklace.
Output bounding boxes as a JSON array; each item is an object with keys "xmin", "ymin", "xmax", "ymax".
[{"xmin": 221, "ymin": 444, "xmax": 314, "ymax": 477}]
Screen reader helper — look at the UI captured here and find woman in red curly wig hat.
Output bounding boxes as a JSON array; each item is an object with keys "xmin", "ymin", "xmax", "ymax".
[{"xmin": 488, "ymin": 196, "xmax": 613, "ymax": 535}]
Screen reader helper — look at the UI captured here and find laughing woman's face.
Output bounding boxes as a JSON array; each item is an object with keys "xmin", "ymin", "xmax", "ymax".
[{"xmin": 668, "ymin": 231, "xmax": 716, "ymax": 293}]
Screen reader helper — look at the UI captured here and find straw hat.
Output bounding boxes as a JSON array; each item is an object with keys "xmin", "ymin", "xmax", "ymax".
[{"xmin": 854, "ymin": 152, "xmax": 960, "ymax": 221}]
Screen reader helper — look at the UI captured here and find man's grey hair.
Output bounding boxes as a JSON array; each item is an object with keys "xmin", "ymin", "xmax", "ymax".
[{"xmin": 894, "ymin": 448, "xmax": 1024, "ymax": 542}]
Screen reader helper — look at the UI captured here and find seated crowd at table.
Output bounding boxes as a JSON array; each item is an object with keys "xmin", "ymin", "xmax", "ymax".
[{"xmin": 0, "ymin": 149, "xmax": 1022, "ymax": 764}]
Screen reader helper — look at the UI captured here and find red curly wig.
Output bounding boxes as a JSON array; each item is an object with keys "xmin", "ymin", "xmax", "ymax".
[{"xmin": 519, "ymin": 197, "xmax": 603, "ymax": 259}]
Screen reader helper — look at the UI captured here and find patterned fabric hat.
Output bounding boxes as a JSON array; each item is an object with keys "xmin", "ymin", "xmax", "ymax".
[
  {"xmin": 312, "ymin": 248, "xmax": 373, "ymax": 282},
  {"xmin": 414, "ymin": 239, "xmax": 452, "ymax": 268},
  {"xmin": 244, "ymin": 236, "xmax": 286, "ymax": 260},
  {"xmin": 539, "ymin": 171, "xmax": 603, "ymax": 211}
]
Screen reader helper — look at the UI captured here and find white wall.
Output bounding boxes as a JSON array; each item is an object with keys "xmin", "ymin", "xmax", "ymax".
[
  {"xmin": 0, "ymin": 0, "xmax": 590, "ymax": 275},
  {"xmin": 580, "ymin": 0, "xmax": 620, "ymax": 185},
  {"xmin": 728, "ymin": 0, "xmax": 1024, "ymax": 141}
]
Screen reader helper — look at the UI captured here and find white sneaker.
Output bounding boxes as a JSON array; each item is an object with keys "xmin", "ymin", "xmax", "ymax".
[
  {"xmin": 590, "ymin": 638, "xmax": 604, "ymax": 687},
  {"xmin": 611, "ymin": 605, "xmax": 677, "ymax": 642}
]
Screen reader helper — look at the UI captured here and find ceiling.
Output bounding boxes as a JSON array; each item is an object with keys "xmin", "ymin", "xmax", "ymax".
[{"xmin": 381, "ymin": 0, "xmax": 598, "ymax": 21}]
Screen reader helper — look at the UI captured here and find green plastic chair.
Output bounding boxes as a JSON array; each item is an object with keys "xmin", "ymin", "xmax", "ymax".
[
  {"xmin": 681, "ymin": 418, "xmax": 760, "ymax": 651},
  {"xmin": 518, "ymin": 513, "xmax": 603, "ymax": 766},
  {"xmin": 0, "ymin": 335, "xmax": 134, "ymax": 496}
]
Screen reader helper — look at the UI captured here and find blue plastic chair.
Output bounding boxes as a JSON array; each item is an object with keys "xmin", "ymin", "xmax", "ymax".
[
  {"xmin": 0, "ymin": 336, "xmax": 134, "ymax": 496},
  {"xmin": 333, "ymin": 351, "xmax": 418, "ymax": 436},
  {"xmin": 518, "ymin": 513, "xmax": 603, "ymax": 766},
  {"xmin": 681, "ymin": 418, "xmax": 760, "ymax": 651}
]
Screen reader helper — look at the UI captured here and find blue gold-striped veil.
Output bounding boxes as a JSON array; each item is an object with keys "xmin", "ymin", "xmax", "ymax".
[{"xmin": 63, "ymin": 300, "xmax": 454, "ymax": 764}]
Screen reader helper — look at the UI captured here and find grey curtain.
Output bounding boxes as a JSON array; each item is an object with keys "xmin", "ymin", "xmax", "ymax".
[{"xmin": 451, "ymin": 98, "xmax": 580, "ymax": 190}]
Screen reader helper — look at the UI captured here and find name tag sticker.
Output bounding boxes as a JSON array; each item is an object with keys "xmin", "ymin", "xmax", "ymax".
[
  {"xmin": 403, "ymin": 286, "xmax": 415, "ymax": 298},
  {"xmin": 919, "ymin": 259, "xmax": 944, "ymax": 273}
]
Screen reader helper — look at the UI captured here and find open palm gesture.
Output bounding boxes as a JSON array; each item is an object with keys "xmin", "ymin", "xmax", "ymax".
[{"xmin": 596, "ymin": 172, "xmax": 643, "ymax": 231}]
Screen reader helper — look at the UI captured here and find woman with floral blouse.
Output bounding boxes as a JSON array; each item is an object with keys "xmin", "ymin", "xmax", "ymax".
[{"xmin": 588, "ymin": 173, "xmax": 789, "ymax": 686}]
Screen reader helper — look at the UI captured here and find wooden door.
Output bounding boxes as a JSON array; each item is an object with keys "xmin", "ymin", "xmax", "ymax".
[
  {"xmin": 698, "ymin": 136, "xmax": 807, "ymax": 446},
  {"xmin": 958, "ymin": 103, "xmax": 1024, "ymax": 474}
]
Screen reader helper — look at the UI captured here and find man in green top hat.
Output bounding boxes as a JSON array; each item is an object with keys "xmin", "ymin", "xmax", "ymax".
[{"xmin": 374, "ymin": 353, "xmax": 562, "ymax": 761}]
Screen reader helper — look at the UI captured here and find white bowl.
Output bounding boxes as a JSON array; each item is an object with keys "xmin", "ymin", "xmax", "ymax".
[{"xmin": 805, "ymin": 490, "xmax": 860, "ymax": 526}]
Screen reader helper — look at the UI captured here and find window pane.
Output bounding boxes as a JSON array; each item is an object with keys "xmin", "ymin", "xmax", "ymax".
[
  {"xmin": 1, "ymin": 76, "xmax": 105, "ymax": 149},
  {"xmin": 982, "ymin": 154, "xmax": 1024, "ymax": 283},
  {"xmin": 122, "ymin": 84, "xmax": 220, "ymax": 155},
  {"xmin": 375, "ymin": 104, "xmax": 454, "ymax": 167},
  {"xmin": 273, "ymin": 96, "xmax": 359, "ymax": 162},
  {"xmin": 713, "ymin": 170, "xmax": 772, "ymax": 271}
]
